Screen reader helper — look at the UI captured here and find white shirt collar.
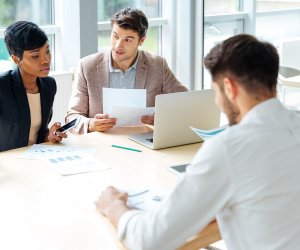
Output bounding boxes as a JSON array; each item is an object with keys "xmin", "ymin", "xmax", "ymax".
[{"xmin": 240, "ymin": 98, "xmax": 283, "ymax": 125}]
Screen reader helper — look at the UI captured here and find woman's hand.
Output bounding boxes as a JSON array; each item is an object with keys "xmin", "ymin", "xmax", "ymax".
[{"xmin": 47, "ymin": 122, "xmax": 67, "ymax": 143}]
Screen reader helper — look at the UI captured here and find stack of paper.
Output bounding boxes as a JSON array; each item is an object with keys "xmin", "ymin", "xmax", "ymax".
[{"xmin": 190, "ymin": 125, "xmax": 227, "ymax": 140}]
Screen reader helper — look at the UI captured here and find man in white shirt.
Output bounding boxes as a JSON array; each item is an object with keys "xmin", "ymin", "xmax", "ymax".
[{"xmin": 95, "ymin": 34, "xmax": 300, "ymax": 250}]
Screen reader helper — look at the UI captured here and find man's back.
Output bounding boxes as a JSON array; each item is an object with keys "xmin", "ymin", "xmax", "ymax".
[
  {"xmin": 217, "ymin": 99, "xmax": 300, "ymax": 249},
  {"xmin": 95, "ymin": 34, "xmax": 300, "ymax": 250}
]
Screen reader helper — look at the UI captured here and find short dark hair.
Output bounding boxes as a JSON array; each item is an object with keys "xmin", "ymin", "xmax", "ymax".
[
  {"xmin": 111, "ymin": 7, "xmax": 148, "ymax": 38},
  {"xmin": 4, "ymin": 21, "xmax": 48, "ymax": 59},
  {"xmin": 204, "ymin": 34, "xmax": 279, "ymax": 96}
]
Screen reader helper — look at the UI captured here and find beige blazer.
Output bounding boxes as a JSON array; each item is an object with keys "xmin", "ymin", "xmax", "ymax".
[{"xmin": 66, "ymin": 50, "xmax": 188, "ymax": 134}]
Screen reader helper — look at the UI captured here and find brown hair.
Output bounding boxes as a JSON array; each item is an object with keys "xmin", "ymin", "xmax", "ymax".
[
  {"xmin": 204, "ymin": 34, "xmax": 279, "ymax": 96},
  {"xmin": 111, "ymin": 7, "xmax": 148, "ymax": 39}
]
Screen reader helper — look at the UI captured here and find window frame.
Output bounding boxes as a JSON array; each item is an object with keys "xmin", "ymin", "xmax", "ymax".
[{"xmin": 3, "ymin": 0, "xmax": 300, "ymax": 88}]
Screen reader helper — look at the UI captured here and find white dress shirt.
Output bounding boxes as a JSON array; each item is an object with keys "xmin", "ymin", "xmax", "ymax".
[{"xmin": 118, "ymin": 98, "xmax": 300, "ymax": 250}]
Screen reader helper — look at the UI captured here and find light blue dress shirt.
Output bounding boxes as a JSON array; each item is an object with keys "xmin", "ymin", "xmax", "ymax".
[{"xmin": 108, "ymin": 52, "xmax": 139, "ymax": 89}]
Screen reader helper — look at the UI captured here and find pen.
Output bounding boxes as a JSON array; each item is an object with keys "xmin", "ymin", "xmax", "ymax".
[{"xmin": 112, "ymin": 144, "xmax": 142, "ymax": 152}]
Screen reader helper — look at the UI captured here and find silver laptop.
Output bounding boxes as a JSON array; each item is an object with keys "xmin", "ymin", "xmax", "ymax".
[{"xmin": 128, "ymin": 89, "xmax": 220, "ymax": 149}]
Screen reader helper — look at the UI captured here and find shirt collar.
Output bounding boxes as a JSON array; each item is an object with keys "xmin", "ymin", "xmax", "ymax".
[
  {"xmin": 109, "ymin": 50, "xmax": 139, "ymax": 73},
  {"xmin": 240, "ymin": 98, "xmax": 283, "ymax": 125}
]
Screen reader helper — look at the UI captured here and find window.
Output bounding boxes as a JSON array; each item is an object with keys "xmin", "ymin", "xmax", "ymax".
[
  {"xmin": 205, "ymin": 0, "xmax": 240, "ymax": 14},
  {"xmin": 97, "ymin": 0, "xmax": 162, "ymax": 54},
  {"xmin": 0, "ymin": 0, "xmax": 55, "ymax": 72},
  {"xmin": 0, "ymin": 0, "xmax": 52, "ymax": 27},
  {"xmin": 255, "ymin": 0, "xmax": 300, "ymax": 109},
  {"xmin": 202, "ymin": 0, "xmax": 300, "ymax": 109},
  {"xmin": 257, "ymin": 0, "xmax": 300, "ymax": 11},
  {"xmin": 203, "ymin": 0, "xmax": 243, "ymax": 89}
]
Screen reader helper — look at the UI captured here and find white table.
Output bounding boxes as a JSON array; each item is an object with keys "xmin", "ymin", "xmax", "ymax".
[{"xmin": 0, "ymin": 126, "xmax": 220, "ymax": 250}]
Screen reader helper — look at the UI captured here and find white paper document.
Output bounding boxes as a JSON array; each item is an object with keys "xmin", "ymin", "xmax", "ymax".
[
  {"xmin": 42, "ymin": 152, "xmax": 110, "ymax": 176},
  {"xmin": 190, "ymin": 125, "xmax": 227, "ymax": 140},
  {"xmin": 110, "ymin": 106, "xmax": 155, "ymax": 127},
  {"xmin": 103, "ymin": 88, "xmax": 152, "ymax": 126},
  {"xmin": 17, "ymin": 144, "xmax": 97, "ymax": 160},
  {"xmin": 17, "ymin": 144, "xmax": 108, "ymax": 176},
  {"xmin": 103, "ymin": 88, "xmax": 146, "ymax": 113},
  {"xmin": 126, "ymin": 188, "xmax": 166, "ymax": 212}
]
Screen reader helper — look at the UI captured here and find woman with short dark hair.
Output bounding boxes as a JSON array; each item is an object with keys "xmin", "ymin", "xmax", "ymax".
[{"xmin": 0, "ymin": 21, "xmax": 66, "ymax": 152}]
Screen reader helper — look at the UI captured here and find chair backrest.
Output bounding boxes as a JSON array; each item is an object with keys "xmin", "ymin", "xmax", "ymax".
[
  {"xmin": 278, "ymin": 65, "xmax": 300, "ymax": 110},
  {"xmin": 278, "ymin": 65, "xmax": 300, "ymax": 88},
  {"xmin": 280, "ymin": 39, "xmax": 300, "ymax": 70}
]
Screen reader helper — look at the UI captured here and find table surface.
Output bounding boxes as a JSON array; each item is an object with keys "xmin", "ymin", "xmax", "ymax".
[{"xmin": 0, "ymin": 126, "xmax": 220, "ymax": 250}]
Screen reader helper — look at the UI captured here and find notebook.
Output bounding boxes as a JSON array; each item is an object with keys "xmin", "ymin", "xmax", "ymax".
[{"xmin": 128, "ymin": 89, "xmax": 220, "ymax": 149}]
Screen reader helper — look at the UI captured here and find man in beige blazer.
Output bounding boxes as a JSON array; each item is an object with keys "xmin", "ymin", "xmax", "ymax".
[{"xmin": 66, "ymin": 8, "xmax": 187, "ymax": 134}]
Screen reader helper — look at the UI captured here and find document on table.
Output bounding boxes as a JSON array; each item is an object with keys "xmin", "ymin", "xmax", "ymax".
[
  {"xmin": 16, "ymin": 144, "xmax": 107, "ymax": 176},
  {"xmin": 42, "ymin": 152, "xmax": 110, "ymax": 176},
  {"xmin": 17, "ymin": 144, "xmax": 97, "ymax": 160},
  {"xmin": 103, "ymin": 88, "xmax": 153, "ymax": 126},
  {"xmin": 126, "ymin": 188, "xmax": 166, "ymax": 212},
  {"xmin": 190, "ymin": 125, "xmax": 227, "ymax": 140}
]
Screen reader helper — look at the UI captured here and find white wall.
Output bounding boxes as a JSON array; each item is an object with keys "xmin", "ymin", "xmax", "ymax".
[{"xmin": 279, "ymin": 38, "xmax": 300, "ymax": 70}]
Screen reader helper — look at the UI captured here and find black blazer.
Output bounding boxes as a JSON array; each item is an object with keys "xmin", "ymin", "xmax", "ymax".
[{"xmin": 0, "ymin": 68, "xmax": 56, "ymax": 152}]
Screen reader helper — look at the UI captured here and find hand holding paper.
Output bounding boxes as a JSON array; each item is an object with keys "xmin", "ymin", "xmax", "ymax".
[
  {"xmin": 89, "ymin": 114, "xmax": 116, "ymax": 132},
  {"xmin": 103, "ymin": 88, "xmax": 154, "ymax": 127},
  {"xmin": 110, "ymin": 106, "xmax": 155, "ymax": 127}
]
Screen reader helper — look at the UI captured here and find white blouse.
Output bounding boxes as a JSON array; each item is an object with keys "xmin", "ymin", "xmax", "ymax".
[{"xmin": 27, "ymin": 93, "xmax": 42, "ymax": 145}]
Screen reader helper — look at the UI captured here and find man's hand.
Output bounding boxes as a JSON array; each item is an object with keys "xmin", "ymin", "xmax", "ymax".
[
  {"xmin": 95, "ymin": 186, "xmax": 131, "ymax": 228},
  {"xmin": 89, "ymin": 114, "xmax": 117, "ymax": 132},
  {"xmin": 47, "ymin": 122, "xmax": 67, "ymax": 143},
  {"xmin": 141, "ymin": 114, "xmax": 154, "ymax": 125}
]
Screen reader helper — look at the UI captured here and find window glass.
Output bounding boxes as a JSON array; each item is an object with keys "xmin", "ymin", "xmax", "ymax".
[
  {"xmin": 98, "ymin": 0, "xmax": 160, "ymax": 21},
  {"xmin": 97, "ymin": 0, "xmax": 161, "ymax": 54},
  {"xmin": 205, "ymin": 0, "xmax": 240, "ymax": 14},
  {"xmin": 0, "ymin": 0, "xmax": 52, "ymax": 27},
  {"xmin": 255, "ymin": 0, "xmax": 300, "ymax": 104},
  {"xmin": 203, "ymin": 20, "xmax": 243, "ymax": 88},
  {"xmin": 0, "ymin": 0, "xmax": 53, "ymax": 72},
  {"xmin": 203, "ymin": 0, "xmax": 242, "ymax": 88},
  {"xmin": 257, "ymin": 0, "xmax": 300, "ymax": 11}
]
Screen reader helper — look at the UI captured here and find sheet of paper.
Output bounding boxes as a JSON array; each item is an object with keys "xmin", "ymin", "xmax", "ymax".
[
  {"xmin": 190, "ymin": 125, "xmax": 227, "ymax": 140},
  {"xmin": 17, "ymin": 144, "xmax": 97, "ymax": 160},
  {"xmin": 126, "ymin": 188, "xmax": 166, "ymax": 212},
  {"xmin": 42, "ymin": 152, "xmax": 110, "ymax": 176},
  {"xmin": 103, "ymin": 88, "xmax": 146, "ymax": 114},
  {"xmin": 110, "ymin": 106, "xmax": 155, "ymax": 127}
]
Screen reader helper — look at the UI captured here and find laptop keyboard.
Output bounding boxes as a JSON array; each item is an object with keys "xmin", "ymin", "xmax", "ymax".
[{"xmin": 146, "ymin": 138, "xmax": 153, "ymax": 143}]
